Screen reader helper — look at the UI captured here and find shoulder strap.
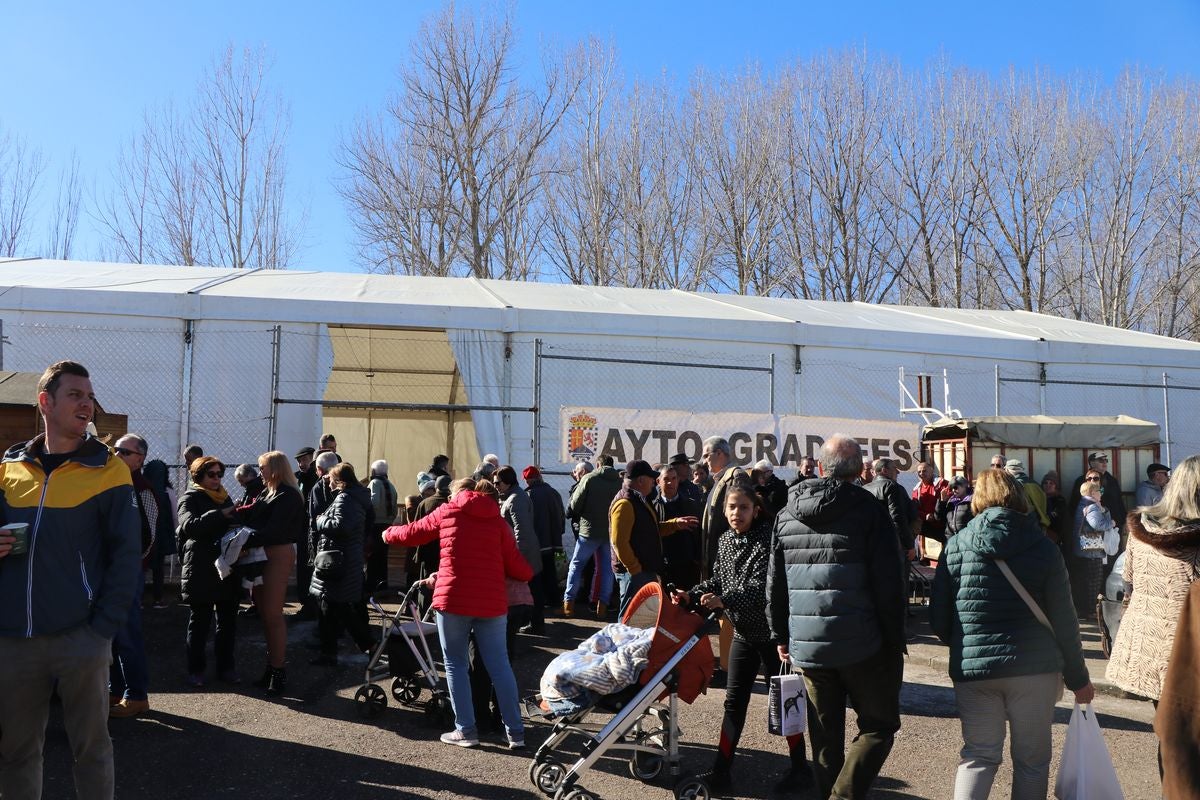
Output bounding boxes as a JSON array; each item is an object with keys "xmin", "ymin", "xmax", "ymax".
[{"xmin": 995, "ymin": 558, "xmax": 1054, "ymax": 632}]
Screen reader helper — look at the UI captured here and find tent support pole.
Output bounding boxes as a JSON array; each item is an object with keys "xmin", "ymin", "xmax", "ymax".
[
  {"xmin": 180, "ymin": 320, "xmax": 195, "ymax": 467},
  {"xmin": 267, "ymin": 325, "xmax": 281, "ymax": 450},
  {"xmin": 1163, "ymin": 372, "xmax": 1172, "ymax": 466}
]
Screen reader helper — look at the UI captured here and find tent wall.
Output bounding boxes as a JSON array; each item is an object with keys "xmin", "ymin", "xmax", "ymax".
[{"xmin": 0, "ymin": 309, "xmax": 324, "ymax": 491}]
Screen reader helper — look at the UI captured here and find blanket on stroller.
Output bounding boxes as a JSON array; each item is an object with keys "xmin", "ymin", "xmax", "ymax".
[{"xmin": 539, "ymin": 623, "xmax": 654, "ymax": 715}]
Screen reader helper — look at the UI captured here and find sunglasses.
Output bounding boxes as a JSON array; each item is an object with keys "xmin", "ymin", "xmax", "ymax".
[
  {"xmin": 203, "ymin": 469, "xmax": 225, "ymax": 479},
  {"xmin": 114, "ymin": 447, "xmax": 145, "ymax": 457}
]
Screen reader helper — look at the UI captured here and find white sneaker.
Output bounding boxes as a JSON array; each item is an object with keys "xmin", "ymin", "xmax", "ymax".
[
  {"xmin": 507, "ymin": 736, "xmax": 526, "ymax": 750},
  {"xmin": 440, "ymin": 730, "xmax": 479, "ymax": 748}
]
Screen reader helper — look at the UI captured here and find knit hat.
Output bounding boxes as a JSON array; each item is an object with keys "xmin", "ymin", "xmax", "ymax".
[{"xmin": 522, "ymin": 465, "xmax": 541, "ymax": 482}]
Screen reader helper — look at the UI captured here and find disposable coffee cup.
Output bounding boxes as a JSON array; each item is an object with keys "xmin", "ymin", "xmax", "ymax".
[{"xmin": 2, "ymin": 522, "xmax": 28, "ymax": 556}]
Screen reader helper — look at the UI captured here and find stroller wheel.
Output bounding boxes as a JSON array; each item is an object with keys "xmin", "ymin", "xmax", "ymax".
[
  {"xmin": 531, "ymin": 759, "xmax": 566, "ymax": 796},
  {"xmin": 391, "ymin": 675, "xmax": 421, "ymax": 705},
  {"xmin": 628, "ymin": 750, "xmax": 664, "ymax": 782},
  {"xmin": 424, "ymin": 695, "xmax": 454, "ymax": 727},
  {"xmin": 554, "ymin": 788, "xmax": 598, "ymax": 800},
  {"xmin": 673, "ymin": 776, "xmax": 710, "ymax": 800},
  {"xmin": 354, "ymin": 684, "xmax": 387, "ymax": 718}
]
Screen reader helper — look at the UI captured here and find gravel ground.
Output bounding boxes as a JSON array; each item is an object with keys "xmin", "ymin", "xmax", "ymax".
[{"xmin": 36, "ymin": 594, "xmax": 1162, "ymax": 800}]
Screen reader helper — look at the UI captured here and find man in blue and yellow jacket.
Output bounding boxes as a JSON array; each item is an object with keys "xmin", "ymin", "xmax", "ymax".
[{"xmin": 0, "ymin": 360, "xmax": 141, "ymax": 800}]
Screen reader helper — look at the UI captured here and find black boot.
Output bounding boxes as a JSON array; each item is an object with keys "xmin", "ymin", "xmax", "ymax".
[
  {"xmin": 265, "ymin": 667, "xmax": 287, "ymax": 696},
  {"xmin": 251, "ymin": 665, "xmax": 273, "ymax": 689}
]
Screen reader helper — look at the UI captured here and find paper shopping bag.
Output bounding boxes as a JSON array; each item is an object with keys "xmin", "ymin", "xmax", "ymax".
[{"xmin": 767, "ymin": 668, "xmax": 808, "ymax": 736}]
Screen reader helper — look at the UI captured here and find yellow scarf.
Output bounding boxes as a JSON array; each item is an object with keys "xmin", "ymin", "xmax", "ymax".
[{"xmin": 203, "ymin": 485, "xmax": 230, "ymax": 506}]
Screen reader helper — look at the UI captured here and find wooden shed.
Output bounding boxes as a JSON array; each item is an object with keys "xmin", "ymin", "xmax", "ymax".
[{"xmin": 0, "ymin": 371, "xmax": 128, "ymax": 451}]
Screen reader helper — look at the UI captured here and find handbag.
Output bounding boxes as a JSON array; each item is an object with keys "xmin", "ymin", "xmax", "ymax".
[
  {"xmin": 1076, "ymin": 515, "xmax": 1106, "ymax": 552},
  {"xmin": 767, "ymin": 664, "xmax": 808, "ymax": 736},
  {"xmin": 313, "ymin": 548, "xmax": 344, "ymax": 579},
  {"xmin": 1054, "ymin": 704, "xmax": 1125, "ymax": 799}
]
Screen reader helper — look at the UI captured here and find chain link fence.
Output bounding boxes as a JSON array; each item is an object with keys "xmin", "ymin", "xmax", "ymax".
[
  {"xmin": 1, "ymin": 320, "xmax": 277, "ymax": 494},
  {"xmin": 532, "ymin": 338, "xmax": 776, "ymax": 476},
  {"xmin": 4, "ymin": 316, "xmax": 1198, "ymax": 496}
]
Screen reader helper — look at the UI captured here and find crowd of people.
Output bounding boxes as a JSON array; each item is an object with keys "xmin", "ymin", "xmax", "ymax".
[{"xmin": 0, "ymin": 359, "xmax": 1198, "ymax": 800}]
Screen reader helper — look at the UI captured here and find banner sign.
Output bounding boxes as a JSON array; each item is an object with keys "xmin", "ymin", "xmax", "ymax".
[{"xmin": 562, "ymin": 407, "xmax": 921, "ymax": 471}]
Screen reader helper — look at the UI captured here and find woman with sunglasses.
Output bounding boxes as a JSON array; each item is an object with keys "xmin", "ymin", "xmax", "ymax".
[
  {"xmin": 1069, "ymin": 473, "xmax": 1114, "ymax": 618},
  {"xmin": 237, "ymin": 450, "xmax": 306, "ymax": 695},
  {"xmin": 177, "ymin": 456, "xmax": 242, "ymax": 686}
]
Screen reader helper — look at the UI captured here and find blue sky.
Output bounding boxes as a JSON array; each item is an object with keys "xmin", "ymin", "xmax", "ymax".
[{"xmin": 4, "ymin": 0, "xmax": 1199, "ymax": 273}]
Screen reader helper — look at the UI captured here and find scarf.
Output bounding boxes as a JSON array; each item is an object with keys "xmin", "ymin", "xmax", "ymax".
[{"xmin": 203, "ymin": 485, "xmax": 230, "ymax": 505}]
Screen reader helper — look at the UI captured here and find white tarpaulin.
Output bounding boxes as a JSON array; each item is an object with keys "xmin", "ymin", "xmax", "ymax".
[
  {"xmin": 561, "ymin": 407, "xmax": 921, "ymax": 470},
  {"xmin": 448, "ymin": 329, "xmax": 508, "ymax": 463}
]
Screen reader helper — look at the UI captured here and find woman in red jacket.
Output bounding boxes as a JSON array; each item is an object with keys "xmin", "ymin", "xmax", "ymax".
[{"xmin": 383, "ymin": 477, "xmax": 533, "ymax": 749}]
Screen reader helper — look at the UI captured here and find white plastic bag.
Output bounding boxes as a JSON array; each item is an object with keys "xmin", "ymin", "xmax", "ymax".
[
  {"xmin": 767, "ymin": 667, "xmax": 807, "ymax": 736},
  {"xmin": 1054, "ymin": 703, "xmax": 1124, "ymax": 800},
  {"xmin": 1102, "ymin": 527, "xmax": 1120, "ymax": 557}
]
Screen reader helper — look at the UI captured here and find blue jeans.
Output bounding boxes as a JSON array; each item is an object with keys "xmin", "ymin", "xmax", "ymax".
[
  {"xmin": 564, "ymin": 536, "xmax": 613, "ymax": 605},
  {"xmin": 110, "ymin": 578, "xmax": 148, "ymax": 701},
  {"xmin": 436, "ymin": 611, "xmax": 523, "ymax": 739},
  {"xmin": 616, "ymin": 570, "xmax": 656, "ymax": 619}
]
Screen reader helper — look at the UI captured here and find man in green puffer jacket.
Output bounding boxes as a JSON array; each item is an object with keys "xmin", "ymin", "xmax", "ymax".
[
  {"xmin": 563, "ymin": 456, "xmax": 622, "ymax": 617},
  {"xmin": 930, "ymin": 469, "xmax": 1093, "ymax": 799}
]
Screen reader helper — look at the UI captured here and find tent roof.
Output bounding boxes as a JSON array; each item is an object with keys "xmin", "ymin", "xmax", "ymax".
[
  {"xmin": 923, "ymin": 415, "xmax": 1161, "ymax": 448},
  {"xmin": 3, "ymin": 258, "xmax": 1200, "ymax": 366}
]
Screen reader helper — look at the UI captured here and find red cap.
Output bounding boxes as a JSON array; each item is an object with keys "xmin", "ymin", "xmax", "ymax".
[{"xmin": 522, "ymin": 465, "xmax": 541, "ymax": 482}]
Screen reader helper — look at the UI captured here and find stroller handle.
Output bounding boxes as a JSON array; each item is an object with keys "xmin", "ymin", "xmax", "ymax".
[{"xmin": 663, "ymin": 582, "xmax": 723, "ymax": 624}]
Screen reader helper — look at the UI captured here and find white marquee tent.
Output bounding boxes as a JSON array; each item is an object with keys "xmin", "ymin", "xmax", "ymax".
[{"xmin": 2, "ymin": 257, "xmax": 1198, "ymax": 495}]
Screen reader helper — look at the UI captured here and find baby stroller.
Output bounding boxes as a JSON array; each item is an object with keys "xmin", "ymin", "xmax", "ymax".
[
  {"xmin": 527, "ymin": 581, "xmax": 716, "ymax": 800},
  {"xmin": 353, "ymin": 583, "xmax": 453, "ymax": 725}
]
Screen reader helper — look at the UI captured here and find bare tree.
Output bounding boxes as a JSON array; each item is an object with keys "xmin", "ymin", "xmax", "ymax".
[
  {"xmin": 344, "ymin": 5, "xmax": 580, "ymax": 278},
  {"xmin": 541, "ymin": 39, "xmax": 621, "ymax": 284},
  {"xmin": 779, "ymin": 51, "xmax": 901, "ymax": 301},
  {"xmin": 43, "ymin": 154, "xmax": 82, "ymax": 260},
  {"xmin": 975, "ymin": 69, "xmax": 1074, "ymax": 312},
  {"xmin": 886, "ymin": 59, "xmax": 989, "ymax": 308},
  {"xmin": 97, "ymin": 46, "xmax": 298, "ymax": 269},
  {"xmin": 690, "ymin": 66, "xmax": 786, "ymax": 295},
  {"xmin": 0, "ymin": 129, "xmax": 45, "ymax": 258}
]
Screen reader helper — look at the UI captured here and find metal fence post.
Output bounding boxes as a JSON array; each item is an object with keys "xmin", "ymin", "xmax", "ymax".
[
  {"xmin": 534, "ymin": 339, "xmax": 543, "ymax": 466},
  {"xmin": 267, "ymin": 325, "xmax": 281, "ymax": 451},
  {"xmin": 994, "ymin": 364, "xmax": 1001, "ymax": 415},
  {"xmin": 179, "ymin": 320, "xmax": 195, "ymax": 463},
  {"xmin": 769, "ymin": 353, "xmax": 776, "ymax": 414},
  {"xmin": 1163, "ymin": 372, "xmax": 1172, "ymax": 465}
]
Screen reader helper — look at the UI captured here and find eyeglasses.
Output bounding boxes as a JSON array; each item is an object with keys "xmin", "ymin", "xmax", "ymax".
[
  {"xmin": 114, "ymin": 447, "xmax": 145, "ymax": 457},
  {"xmin": 203, "ymin": 470, "xmax": 225, "ymax": 479},
  {"xmin": 1086, "ymin": 475, "xmax": 1101, "ymax": 481}
]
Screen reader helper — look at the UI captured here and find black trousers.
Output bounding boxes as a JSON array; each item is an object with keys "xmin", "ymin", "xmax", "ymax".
[
  {"xmin": 529, "ymin": 576, "xmax": 546, "ymax": 628},
  {"xmin": 296, "ymin": 536, "xmax": 314, "ymax": 608},
  {"xmin": 364, "ymin": 525, "xmax": 390, "ymax": 595},
  {"xmin": 317, "ymin": 597, "xmax": 376, "ymax": 656},
  {"xmin": 804, "ymin": 645, "xmax": 903, "ymax": 800},
  {"xmin": 540, "ymin": 551, "xmax": 560, "ymax": 605},
  {"xmin": 186, "ymin": 600, "xmax": 238, "ymax": 674},
  {"xmin": 714, "ymin": 637, "xmax": 807, "ymax": 773}
]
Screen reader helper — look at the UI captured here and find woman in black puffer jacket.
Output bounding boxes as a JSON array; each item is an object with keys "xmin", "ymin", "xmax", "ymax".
[
  {"xmin": 309, "ymin": 462, "xmax": 376, "ymax": 665},
  {"xmin": 177, "ymin": 456, "xmax": 241, "ymax": 686}
]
